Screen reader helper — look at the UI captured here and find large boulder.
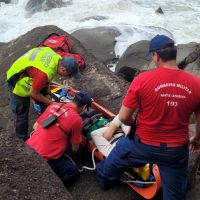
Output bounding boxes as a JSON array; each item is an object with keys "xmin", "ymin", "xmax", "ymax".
[
  {"xmin": 177, "ymin": 43, "xmax": 199, "ymax": 64},
  {"xmin": 177, "ymin": 43, "xmax": 200, "ymax": 76},
  {"xmin": 0, "ymin": 25, "xmax": 134, "ymax": 200},
  {"xmin": 116, "ymin": 66, "xmax": 138, "ymax": 82},
  {"xmin": 155, "ymin": 7, "xmax": 164, "ymax": 15},
  {"xmin": 72, "ymin": 26, "xmax": 120, "ymax": 65},
  {"xmin": 115, "ymin": 40, "xmax": 151, "ymax": 81},
  {"xmin": 115, "ymin": 40, "xmax": 150, "ymax": 72},
  {"xmin": 114, "ymin": 40, "xmax": 152, "ymax": 82}
]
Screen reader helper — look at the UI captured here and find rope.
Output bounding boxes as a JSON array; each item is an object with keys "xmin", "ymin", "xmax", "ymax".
[
  {"xmin": 79, "ymin": 147, "xmax": 97, "ymax": 172},
  {"xmin": 64, "ymin": 147, "xmax": 97, "ymax": 172},
  {"xmin": 63, "ymin": 80, "xmax": 68, "ymax": 88}
]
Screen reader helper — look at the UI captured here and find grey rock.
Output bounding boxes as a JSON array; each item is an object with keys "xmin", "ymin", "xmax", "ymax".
[
  {"xmin": 177, "ymin": 43, "xmax": 199, "ymax": 64},
  {"xmin": 116, "ymin": 66, "xmax": 138, "ymax": 82},
  {"xmin": 177, "ymin": 43, "xmax": 200, "ymax": 76},
  {"xmin": 156, "ymin": 7, "xmax": 164, "ymax": 14},
  {"xmin": 0, "ymin": 42, "xmax": 6, "ymax": 55},
  {"xmin": 115, "ymin": 40, "xmax": 151, "ymax": 73},
  {"xmin": 72, "ymin": 26, "xmax": 120, "ymax": 65}
]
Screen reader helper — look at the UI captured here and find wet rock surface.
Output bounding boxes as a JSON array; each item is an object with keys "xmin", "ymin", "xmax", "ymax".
[
  {"xmin": 72, "ymin": 26, "xmax": 120, "ymax": 65},
  {"xmin": 155, "ymin": 7, "xmax": 164, "ymax": 15},
  {"xmin": 115, "ymin": 40, "xmax": 151, "ymax": 73},
  {"xmin": 72, "ymin": 26, "xmax": 200, "ymax": 78}
]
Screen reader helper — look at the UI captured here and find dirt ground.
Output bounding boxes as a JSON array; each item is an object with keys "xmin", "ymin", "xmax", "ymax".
[{"xmin": 0, "ymin": 128, "xmax": 73, "ymax": 200}]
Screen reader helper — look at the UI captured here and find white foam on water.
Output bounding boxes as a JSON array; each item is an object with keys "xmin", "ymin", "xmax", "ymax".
[
  {"xmin": 0, "ymin": 0, "xmax": 200, "ymax": 54},
  {"xmin": 114, "ymin": 25, "xmax": 174, "ymax": 57}
]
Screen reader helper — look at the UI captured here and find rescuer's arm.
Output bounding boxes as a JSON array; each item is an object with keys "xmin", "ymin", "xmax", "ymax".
[
  {"xmin": 103, "ymin": 105, "xmax": 133, "ymax": 140},
  {"xmin": 30, "ymin": 87, "xmax": 52, "ymax": 105}
]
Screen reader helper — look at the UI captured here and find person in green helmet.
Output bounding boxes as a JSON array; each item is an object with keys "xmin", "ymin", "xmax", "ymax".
[{"xmin": 7, "ymin": 47, "xmax": 81, "ymax": 141}]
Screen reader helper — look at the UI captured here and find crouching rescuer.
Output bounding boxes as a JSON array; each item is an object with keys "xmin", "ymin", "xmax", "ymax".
[
  {"xmin": 6, "ymin": 47, "xmax": 81, "ymax": 141},
  {"xmin": 26, "ymin": 91, "xmax": 91, "ymax": 188}
]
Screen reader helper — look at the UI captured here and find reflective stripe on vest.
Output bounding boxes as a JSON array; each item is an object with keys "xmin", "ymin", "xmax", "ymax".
[{"xmin": 6, "ymin": 47, "xmax": 61, "ymax": 97}]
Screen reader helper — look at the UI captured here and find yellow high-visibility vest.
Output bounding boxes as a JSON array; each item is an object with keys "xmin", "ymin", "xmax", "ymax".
[{"xmin": 7, "ymin": 47, "xmax": 61, "ymax": 97}]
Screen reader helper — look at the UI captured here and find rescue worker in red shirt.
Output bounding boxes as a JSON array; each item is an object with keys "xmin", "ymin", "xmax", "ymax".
[
  {"xmin": 6, "ymin": 47, "xmax": 81, "ymax": 141},
  {"xmin": 96, "ymin": 35, "xmax": 200, "ymax": 200},
  {"xmin": 26, "ymin": 91, "xmax": 92, "ymax": 188}
]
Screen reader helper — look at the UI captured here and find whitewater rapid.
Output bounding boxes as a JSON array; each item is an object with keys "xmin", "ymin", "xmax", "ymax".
[{"xmin": 0, "ymin": 0, "xmax": 200, "ymax": 57}]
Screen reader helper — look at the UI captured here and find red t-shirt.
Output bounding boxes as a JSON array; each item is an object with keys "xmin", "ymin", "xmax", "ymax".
[
  {"xmin": 123, "ymin": 67, "xmax": 200, "ymax": 145},
  {"xmin": 26, "ymin": 67, "xmax": 48, "ymax": 92},
  {"xmin": 26, "ymin": 103, "xmax": 83, "ymax": 160}
]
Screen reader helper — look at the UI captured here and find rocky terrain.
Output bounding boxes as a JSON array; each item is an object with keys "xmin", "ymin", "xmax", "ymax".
[
  {"xmin": 72, "ymin": 26, "xmax": 200, "ymax": 81},
  {"xmin": 0, "ymin": 25, "xmax": 199, "ymax": 200}
]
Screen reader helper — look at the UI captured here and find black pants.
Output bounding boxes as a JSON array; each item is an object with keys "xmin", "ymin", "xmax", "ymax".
[
  {"xmin": 47, "ymin": 155, "xmax": 80, "ymax": 188},
  {"xmin": 8, "ymin": 84, "xmax": 30, "ymax": 141}
]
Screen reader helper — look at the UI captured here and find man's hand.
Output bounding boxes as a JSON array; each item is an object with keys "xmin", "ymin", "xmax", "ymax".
[
  {"xmin": 30, "ymin": 87, "xmax": 52, "ymax": 105},
  {"xmin": 103, "ymin": 113, "xmax": 132, "ymax": 140},
  {"xmin": 189, "ymin": 135, "xmax": 200, "ymax": 153},
  {"xmin": 121, "ymin": 124, "xmax": 131, "ymax": 136}
]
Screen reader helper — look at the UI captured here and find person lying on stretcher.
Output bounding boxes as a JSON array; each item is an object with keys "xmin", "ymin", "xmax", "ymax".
[
  {"xmin": 91, "ymin": 115, "xmax": 152, "ymax": 184},
  {"xmin": 91, "ymin": 114, "xmax": 131, "ymax": 157}
]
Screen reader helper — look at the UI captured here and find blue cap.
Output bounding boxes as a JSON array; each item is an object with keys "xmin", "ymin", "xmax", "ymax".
[
  {"xmin": 75, "ymin": 91, "xmax": 92, "ymax": 106},
  {"xmin": 61, "ymin": 56, "xmax": 82, "ymax": 79},
  {"xmin": 145, "ymin": 35, "xmax": 174, "ymax": 56}
]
